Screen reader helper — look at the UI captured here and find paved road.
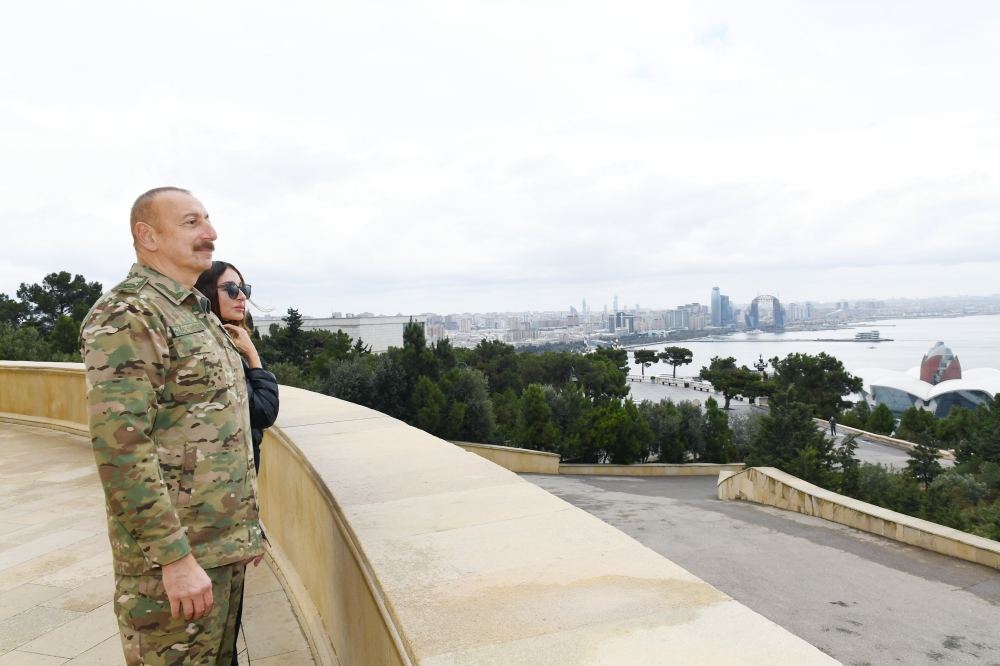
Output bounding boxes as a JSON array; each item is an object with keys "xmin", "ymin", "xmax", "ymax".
[{"xmin": 524, "ymin": 474, "xmax": 1000, "ymax": 666}]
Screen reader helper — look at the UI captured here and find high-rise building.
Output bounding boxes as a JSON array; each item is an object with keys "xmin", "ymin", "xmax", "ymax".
[
  {"xmin": 613, "ymin": 294, "xmax": 619, "ymax": 314},
  {"xmin": 711, "ymin": 287, "xmax": 721, "ymax": 326},
  {"xmin": 720, "ymin": 295, "xmax": 732, "ymax": 326}
]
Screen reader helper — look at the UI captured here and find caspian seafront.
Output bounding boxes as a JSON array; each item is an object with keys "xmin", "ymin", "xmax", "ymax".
[{"xmin": 632, "ymin": 313, "xmax": 1000, "ymax": 379}]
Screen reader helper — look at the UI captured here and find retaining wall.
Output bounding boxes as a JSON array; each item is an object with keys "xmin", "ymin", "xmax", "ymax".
[{"xmin": 718, "ymin": 466, "xmax": 1000, "ymax": 570}]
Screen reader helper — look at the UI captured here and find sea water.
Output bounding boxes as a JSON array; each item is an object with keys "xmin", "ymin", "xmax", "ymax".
[{"xmin": 632, "ymin": 314, "xmax": 1000, "ymax": 380}]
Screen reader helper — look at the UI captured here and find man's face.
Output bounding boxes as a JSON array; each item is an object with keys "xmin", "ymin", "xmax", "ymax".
[{"xmin": 144, "ymin": 191, "xmax": 217, "ymax": 283}]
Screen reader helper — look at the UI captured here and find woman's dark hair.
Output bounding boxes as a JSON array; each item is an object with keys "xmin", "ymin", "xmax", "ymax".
[{"xmin": 195, "ymin": 261, "xmax": 251, "ymax": 331}]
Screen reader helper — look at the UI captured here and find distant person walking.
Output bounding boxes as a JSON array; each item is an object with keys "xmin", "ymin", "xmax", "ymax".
[{"xmin": 829, "ymin": 415, "xmax": 838, "ymax": 437}]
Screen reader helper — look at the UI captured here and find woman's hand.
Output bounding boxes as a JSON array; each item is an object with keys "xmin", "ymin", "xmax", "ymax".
[{"xmin": 223, "ymin": 324, "xmax": 262, "ymax": 369}]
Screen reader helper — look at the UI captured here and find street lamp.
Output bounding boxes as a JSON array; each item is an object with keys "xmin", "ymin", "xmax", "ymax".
[{"xmin": 753, "ymin": 354, "xmax": 768, "ymax": 379}]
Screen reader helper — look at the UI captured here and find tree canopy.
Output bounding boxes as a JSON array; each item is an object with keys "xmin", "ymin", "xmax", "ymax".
[
  {"xmin": 659, "ymin": 346, "xmax": 693, "ymax": 378},
  {"xmin": 768, "ymin": 352, "xmax": 863, "ymax": 419}
]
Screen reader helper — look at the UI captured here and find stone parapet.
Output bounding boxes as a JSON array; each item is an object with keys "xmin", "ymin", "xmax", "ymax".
[
  {"xmin": 718, "ymin": 466, "xmax": 1000, "ymax": 570},
  {"xmin": 1, "ymin": 362, "xmax": 838, "ymax": 665},
  {"xmin": 561, "ymin": 462, "xmax": 745, "ymax": 476},
  {"xmin": 451, "ymin": 441, "xmax": 560, "ymax": 474}
]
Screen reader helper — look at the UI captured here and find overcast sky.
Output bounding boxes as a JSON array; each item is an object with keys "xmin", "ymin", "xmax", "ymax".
[{"xmin": 2, "ymin": 1, "xmax": 998, "ymax": 317}]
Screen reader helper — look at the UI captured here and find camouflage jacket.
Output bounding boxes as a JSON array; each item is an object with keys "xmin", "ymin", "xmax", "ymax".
[{"xmin": 80, "ymin": 262, "xmax": 263, "ymax": 575}]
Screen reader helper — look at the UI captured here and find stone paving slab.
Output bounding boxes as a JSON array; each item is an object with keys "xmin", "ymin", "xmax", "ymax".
[{"xmin": 0, "ymin": 422, "xmax": 315, "ymax": 665}]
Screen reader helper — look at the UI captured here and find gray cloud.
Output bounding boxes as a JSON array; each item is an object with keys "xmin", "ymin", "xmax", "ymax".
[{"xmin": 1, "ymin": 1, "xmax": 999, "ymax": 314}]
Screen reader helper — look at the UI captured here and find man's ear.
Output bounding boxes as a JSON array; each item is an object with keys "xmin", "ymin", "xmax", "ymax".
[{"xmin": 134, "ymin": 222, "xmax": 158, "ymax": 252}]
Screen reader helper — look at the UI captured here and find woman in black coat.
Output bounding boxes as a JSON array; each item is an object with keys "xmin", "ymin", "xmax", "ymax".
[
  {"xmin": 196, "ymin": 261, "xmax": 279, "ymax": 470},
  {"xmin": 195, "ymin": 261, "xmax": 279, "ymax": 665}
]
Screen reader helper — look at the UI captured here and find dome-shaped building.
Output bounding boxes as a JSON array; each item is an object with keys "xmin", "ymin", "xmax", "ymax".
[
  {"xmin": 920, "ymin": 341, "xmax": 962, "ymax": 385},
  {"xmin": 858, "ymin": 342, "xmax": 1000, "ymax": 417}
]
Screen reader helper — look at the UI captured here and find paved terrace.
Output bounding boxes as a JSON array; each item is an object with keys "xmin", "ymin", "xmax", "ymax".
[
  {"xmin": 526, "ymin": 473, "xmax": 1000, "ymax": 666},
  {"xmin": 0, "ymin": 422, "xmax": 313, "ymax": 665}
]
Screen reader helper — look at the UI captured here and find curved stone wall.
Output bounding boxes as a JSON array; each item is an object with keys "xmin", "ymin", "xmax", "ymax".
[
  {"xmin": 560, "ymin": 462, "xmax": 745, "ymax": 476},
  {"xmin": 1, "ymin": 362, "xmax": 839, "ymax": 665},
  {"xmin": 0, "ymin": 361, "xmax": 88, "ymax": 434},
  {"xmin": 718, "ymin": 466, "xmax": 1000, "ymax": 570},
  {"xmin": 451, "ymin": 441, "xmax": 561, "ymax": 474}
]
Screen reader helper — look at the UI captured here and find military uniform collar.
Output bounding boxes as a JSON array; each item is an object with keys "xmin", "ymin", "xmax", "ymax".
[{"xmin": 129, "ymin": 263, "xmax": 204, "ymax": 309}]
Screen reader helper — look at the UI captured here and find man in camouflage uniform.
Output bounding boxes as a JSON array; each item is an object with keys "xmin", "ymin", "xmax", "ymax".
[{"xmin": 80, "ymin": 187, "xmax": 264, "ymax": 665}]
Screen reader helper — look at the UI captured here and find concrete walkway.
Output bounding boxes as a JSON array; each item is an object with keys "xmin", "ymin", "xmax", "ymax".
[
  {"xmin": 0, "ymin": 422, "xmax": 313, "ymax": 665},
  {"xmin": 526, "ymin": 473, "xmax": 1000, "ymax": 666}
]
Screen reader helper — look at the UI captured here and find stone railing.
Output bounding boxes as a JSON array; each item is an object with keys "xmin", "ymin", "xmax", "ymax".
[
  {"xmin": 560, "ymin": 462, "xmax": 745, "ymax": 476},
  {"xmin": 451, "ymin": 441, "xmax": 560, "ymax": 474},
  {"xmin": 718, "ymin": 466, "xmax": 1000, "ymax": 570},
  {"xmin": 452, "ymin": 441, "xmax": 743, "ymax": 477},
  {"xmin": 0, "ymin": 361, "xmax": 839, "ymax": 665}
]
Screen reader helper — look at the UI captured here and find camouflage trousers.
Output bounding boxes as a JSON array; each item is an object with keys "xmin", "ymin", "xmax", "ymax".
[{"xmin": 114, "ymin": 562, "xmax": 246, "ymax": 665}]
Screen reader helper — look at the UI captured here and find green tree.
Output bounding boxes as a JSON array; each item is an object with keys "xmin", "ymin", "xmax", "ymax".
[
  {"xmin": 907, "ymin": 440, "xmax": 944, "ymax": 487},
  {"xmin": 659, "ymin": 346, "xmax": 693, "ymax": 379},
  {"xmin": 411, "ymin": 376, "xmax": 447, "ymax": 436},
  {"xmin": 638, "ymin": 400, "xmax": 686, "ymax": 463},
  {"xmin": 515, "ymin": 384, "xmax": 560, "ymax": 452},
  {"xmin": 0, "ymin": 322, "xmax": 54, "ymax": 361},
  {"xmin": 835, "ymin": 434, "xmax": 861, "ymax": 496},
  {"xmin": 702, "ymin": 397, "xmax": 734, "ymax": 463},
  {"xmin": 440, "ymin": 366, "xmax": 496, "ymax": 443},
  {"xmin": 469, "ymin": 339, "xmax": 522, "ymax": 394},
  {"xmin": 856, "ymin": 463, "xmax": 894, "ymax": 506},
  {"xmin": 746, "ymin": 396, "xmax": 837, "ymax": 487},
  {"xmin": 0, "ymin": 294, "xmax": 27, "ymax": 326},
  {"xmin": 896, "ymin": 407, "xmax": 938, "ymax": 445},
  {"xmin": 319, "ymin": 357, "xmax": 374, "ymax": 405},
  {"xmin": 491, "ymin": 388, "xmax": 521, "ymax": 443},
  {"xmin": 401, "ymin": 319, "xmax": 438, "ymax": 381},
  {"xmin": 768, "ymin": 352, "xmax": 863, "ymax": 419},
  {"xmin": 866, "ymin": 403, "xmax": 896, "ymax": 435},
  {"xmin": 50, "ymin": 315, "xmax": 82, "ymax": 357},
  {"xmin": 268, "ymin": 361, "xmax": 315, "ymax": 390},
  {"xmin": 728, "ymin": 411, "xmax": 762, "ymax": 460},
  {"xmin": 969, "ymin": 396, "xmax": 1000, "ymax": 464},
  {"xmin": 592, "ymin": 347, "xmax": 629, "ymax": 375},
  {"xmin": 620, "ymin": 400, "xmax": 655, "ymax": 464},
  {"xmin": 838, "ymin": 401, "xmax": 870, "ymax": 429},
  {"xmin": 677, "ymin": 401, "xmax": 705, "ymax": 460},
  {"xmin": 270, "ymin": 308, "xmax": 307, "ymax": 368},
  {"xmin": 699, "ymin": 356, "xmax": 759, "ymax": 409},
  {"xmin": 576, "ymin": 352, "xmax": 629, "ymax": 401},
  {"xmin": 581, "ymin": 400, "xmax": 650, "ymax": 464},
  {"xmin": 370, "ymin": 351, "xmax": 410, "ymax": 420},
  {"xmin": 936, "ymin": 406, "xmax": 977, "ymax": 455},
  {"xmin": 633, "ymin": 349, "xmax": 658, "ymax": 378},
  {"xmin": 545, "ymin": 385, "xmax": 595, "ymax": 461},
  {"xmin": 432, "ymin": 338, "xmax": 457, "ymax": 374},
  {"xmin": 310, "ymin": 329, "xmax": 355, "ymax": 381},
  {"xmin": 16, "ymin": 271, "xmax": 103, "ymax": 332}
]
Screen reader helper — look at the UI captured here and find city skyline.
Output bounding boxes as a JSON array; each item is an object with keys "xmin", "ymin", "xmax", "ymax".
[
  {"xmin": 3, "ymin": 2, "xmax": 1000, "ymax": 316},
  {"xmin": 252, "ymin": 290, "xmax": 1000, "ymax": 320}
]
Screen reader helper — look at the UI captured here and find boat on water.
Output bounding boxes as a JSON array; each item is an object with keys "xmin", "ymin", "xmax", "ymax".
[{"xmin": 816, "ymin": 329, "xmax": 894, "ymax": 342}]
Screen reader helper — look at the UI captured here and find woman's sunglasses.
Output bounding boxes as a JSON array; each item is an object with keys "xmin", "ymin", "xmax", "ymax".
[{"xmin": 218, "ymin": 282, "xmax": 252, "ymax": 299}]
